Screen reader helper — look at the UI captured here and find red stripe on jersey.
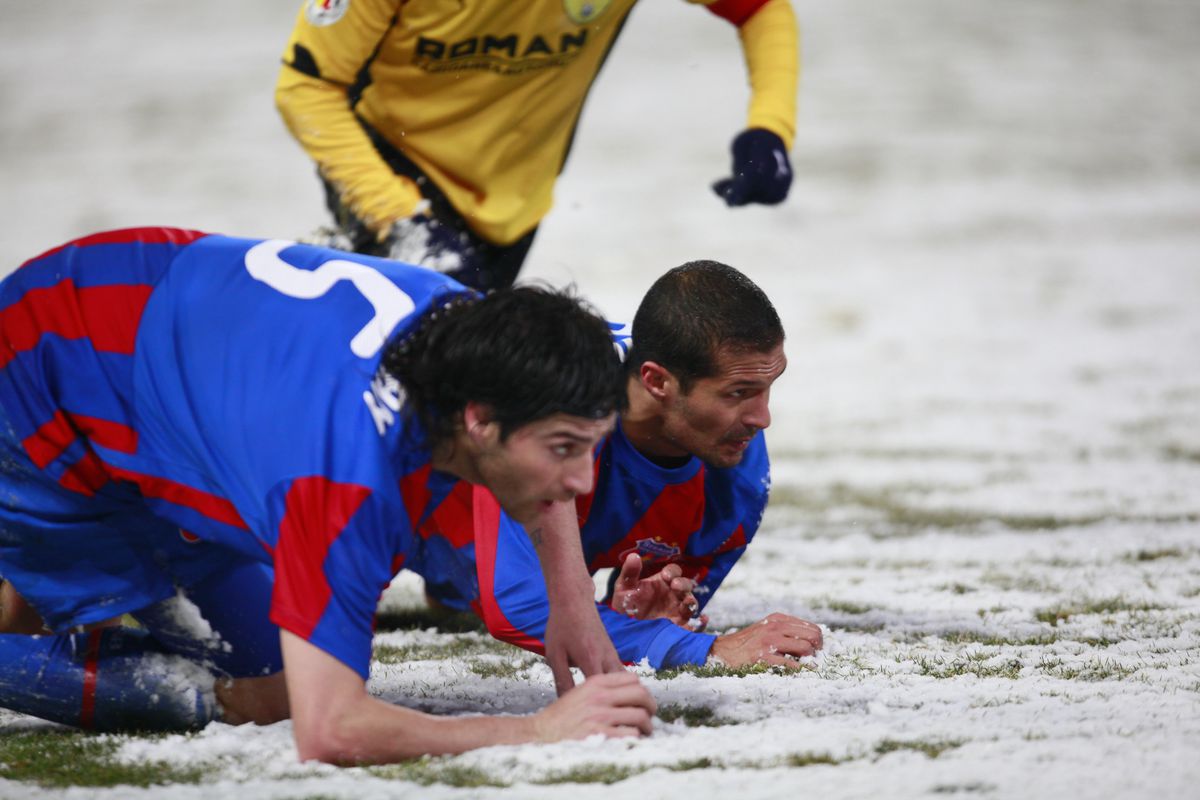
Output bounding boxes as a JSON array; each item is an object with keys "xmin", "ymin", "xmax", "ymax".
[
  {"xmin": 79, "ymin": 629, "xmax": 104, "ymax": 730},
  {"xmin": 398, "ymin": 463, "xmax": 432, "ymax": 531},
  {"xmin": 69, "ymin": 413, "xmax": 138, "ymax": 453},
  {"xmin": 705, "ymin": 0, "xmax": 770, "ymax": 26},
  {"xmin": 18, "ymin": 227, "xmax": 209, "ymax": 270},
  {"xmin": 588, "ymin": 470, "xmax": 707, "ymax": 571},
  {"xmin": 715, "ymin": 523, "xmax": 747, "ymax": 554},
  {"xmin": 21, "ymin": 411, "xmax": 77, "ymax": 469},
  {"xmin": 106, "ymin": 465, "xmax": 250, "ymax": 530},
  {"xmin": 59, "ymin": 451, "xmax": 111, "ymax": 497},
  {"xmin": 472, "ymin": 485, "xmax": 546, "ymax": 654},
  {"xmin": 421, "ymin": 480, "xmax": 474, "ymax": 548},
  {"xmin": 272, "ymin": 477, "xmax": 373, "ymax": 639},
  {"xmin": 0, "ymin": 281, "xmax": 153, "ymax": 370}
]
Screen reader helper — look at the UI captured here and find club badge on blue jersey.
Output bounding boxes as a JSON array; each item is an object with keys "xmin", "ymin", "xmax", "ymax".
[{"xmin": 620, "ymin": 536, "xmax": 683, "ymax": 564}]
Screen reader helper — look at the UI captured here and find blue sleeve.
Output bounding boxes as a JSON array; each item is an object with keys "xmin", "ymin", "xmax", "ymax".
[{"xmin": 477, "ymin": 511, "xmax": 715, "ymax": 669}]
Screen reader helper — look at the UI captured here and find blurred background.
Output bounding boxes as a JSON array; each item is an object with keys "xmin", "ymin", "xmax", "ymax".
[{"xmin": 2, "ymin": 0, "xmax": 1198, "ymax": 511}]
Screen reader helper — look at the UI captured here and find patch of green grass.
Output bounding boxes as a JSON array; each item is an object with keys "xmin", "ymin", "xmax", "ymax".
[
  {"xmin": 932, "ymin": 629, "xmax": 1120, "ymax": 648},
  {"xmin": 370, "ymin": 758, "xmax": 508, "ymax": 787},
  {"xmin": 1129, "ymin": 547, "xmax": 1185, "ymax": 562},
  {"xmin": 819, "ymin": 485, "xmax": 1107, "ymax": 533},
  {"xmin": 771, "ymin": 483, "xmax": 1199, "ymax": 534},
  {"xmin": 0, "ymin": 729, "xmax": 206, "ymax": 789},
  {"xmin": 785, "ymin": 751, "xmax": 842, "ymax": 767},
  {"xmin": 1034, "ymin": 596, "xmax": 1165, "ymax": 627},
  {"xmin": 467, "ymin": 657, "xmax": 535, "ymax": 680},
  {"xmin": 821, "ymin": 599, "xmax": 876, "ymax": 615},
  {"xmin": 671, "ymin": 757, "xmax": 717, "ymax": 771},
  {"xmin": 374, "ymin": 606, "xmax": 487, "ymax": 634},
  {"xmin": 914, "ymin": 653, "xmax": 1023, "ymax": 680},
  {"xmin": 875, "ymin": 738, "xmax": 965, "ymax": 760},
  {"xmin": 534, "ymin": 763, "xmax": 636, "ymax": 785},
  {"xmin": 1039, "ymin": 656, "xmax": 1139, "ymax": 682},
  {"xmin": 979, "ymin": 570, "xmax": 1060, "ymax": 594},
  {"xmin": 657, "ymin": 704, "xmax": 732, "ymax": 727},
  {"xmin": 931, "ymin": 782, "xmax": 995, "ymax": 794},
  {"xmin": 936, "ymin": 630, "xmax": 1058, "ymax": 647},
  {"xmin": 654, "ymin": 661, "xmax": 795, "ymax": 680},
  {"xmin": 374, "ymin": 635, "xmax": 514, "ymax": 663},
  {"xmin": 1162, "ymin": 444, "xmax": 1200, "ymax": 463}
]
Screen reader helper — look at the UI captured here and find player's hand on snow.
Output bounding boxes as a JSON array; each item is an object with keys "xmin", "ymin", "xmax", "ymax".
[
  {"xmin": 536, "ymin": 501, "xmax": 627, "ymax": 696},
  {"xmin": 544, "ymin": 587, "xmax": 627, "ymax": 697},
  {"xmin": 711, "ymin": 128, "xmax": 792, "ymax": 207},
  {"xmin": 610, "ymin": 553, "xmax": 707, "ymax": 630},
  {"xmin": 708, "ymin": 613, "xmax": 823, "ymax": 669},
  {"xmin": 533, "ymin": 671, "xmax": 656, "ymax": 742}
]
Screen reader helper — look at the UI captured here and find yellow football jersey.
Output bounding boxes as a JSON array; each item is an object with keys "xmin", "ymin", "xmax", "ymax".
[{"xmin": 277, "ymin": 0, "xmax": 797, "ymax": 245}]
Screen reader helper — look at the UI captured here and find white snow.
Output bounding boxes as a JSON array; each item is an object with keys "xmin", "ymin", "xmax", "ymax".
[{"xmin": 2, "ymin": 0, "xmax": 1199, "ymax": 798}]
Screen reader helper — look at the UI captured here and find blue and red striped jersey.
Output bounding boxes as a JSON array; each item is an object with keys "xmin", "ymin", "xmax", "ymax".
[
  {"xmin": 411, "ymin": 420, "xmax": 770, "ymax": 668},
  {"xmin": 0, "ymin": 228, "xmax": 471, "ymax": 678}
]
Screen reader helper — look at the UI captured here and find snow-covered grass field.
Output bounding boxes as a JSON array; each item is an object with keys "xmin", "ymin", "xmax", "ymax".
[{"xmin": 2, "ymin": 1, "xmax": 1199, "ymax": 797}]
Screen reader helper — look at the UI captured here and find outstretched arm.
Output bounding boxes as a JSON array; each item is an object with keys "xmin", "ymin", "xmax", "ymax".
[
  {"xmin": 706, "ymin": 0, "xmax": 801, "ymax": 206},
  {"xmin": 282, "ymin": 630, "xmax": 654, "ymax": 764}
]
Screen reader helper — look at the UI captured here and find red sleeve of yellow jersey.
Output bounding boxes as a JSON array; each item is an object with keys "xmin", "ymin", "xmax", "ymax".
[
  {"xmin": 699, "ymin": 0, "xmax": 800, "ymax": 148},
  {"xmin": 703, "ymin": 0, "xmax": 772, "ymax": 26}
]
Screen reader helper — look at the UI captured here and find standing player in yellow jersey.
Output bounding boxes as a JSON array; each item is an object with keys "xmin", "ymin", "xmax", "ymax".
[{"xmin": 275, "ymin": 0, "xmax": 799, "ymax": 290}]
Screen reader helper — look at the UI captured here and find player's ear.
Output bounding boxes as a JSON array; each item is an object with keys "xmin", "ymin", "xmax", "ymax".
[
  {"xmin": 639, "ymin": 361, "xmax": 676, "ymax": 402},
  {"xmin": 462, "ymin": 402, "xmax": 499, "ymax": 446}
]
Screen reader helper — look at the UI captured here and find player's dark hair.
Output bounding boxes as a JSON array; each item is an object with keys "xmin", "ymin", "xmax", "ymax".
[
  {"xmin": 626, "ymin": 261, "xmax": 783, "ymax": 391},
  {"xmin": 383, "ymin": 285, "xmax": 627, "ymax": 446}
]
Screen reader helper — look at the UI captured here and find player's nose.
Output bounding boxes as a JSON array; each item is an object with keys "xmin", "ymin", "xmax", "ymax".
[
  {"xmin": 562, "ymin": 454, "xmax": 594, "ymax": 497},
  {"xmin": 743, "ymin": 391, "xmax": 771, "ymax": 431}
]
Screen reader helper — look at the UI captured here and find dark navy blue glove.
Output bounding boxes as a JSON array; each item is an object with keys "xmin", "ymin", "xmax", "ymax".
[
  {"xmin": 712, "ymin": 128, "xmax": 793, "ymax": 206},
  {"xmin": 386, "ymin": 213, "xmax": 475, "ymax": 276}
]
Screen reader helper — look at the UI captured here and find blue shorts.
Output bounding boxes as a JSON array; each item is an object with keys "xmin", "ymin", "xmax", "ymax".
[{"xmin": 0, "ymin": 401, "xmax": 281, "ymax": 678}]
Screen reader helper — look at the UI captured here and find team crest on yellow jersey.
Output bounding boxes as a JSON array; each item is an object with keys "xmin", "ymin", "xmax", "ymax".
[
  {"xmin": 563, "ymin": 0, "xmax": 612, "ymax": 25},
  {"xmin": 306, "ymin": 0, "xmax": 349, "ymax": 27}
]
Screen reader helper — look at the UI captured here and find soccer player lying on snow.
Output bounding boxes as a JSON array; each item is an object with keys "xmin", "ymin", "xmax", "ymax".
[
  {"xmin": 410, "ymin": 261, "xmax": 823, "ymax": 672},
  {"xmin": 0, "ymin": 228, "xmax": 654, "ymax": 763}
]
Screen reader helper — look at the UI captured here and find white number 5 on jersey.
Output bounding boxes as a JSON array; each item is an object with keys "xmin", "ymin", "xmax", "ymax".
[{"xmin": 244, "ymin": 240, "xmax": 415, "ymax": 359}]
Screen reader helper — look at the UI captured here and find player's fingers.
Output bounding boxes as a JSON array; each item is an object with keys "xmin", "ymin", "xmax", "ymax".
[
  {"xmin": 669, "ymin": 576, "xmax": 696, "ymax": 596},
  {"xmin": 659, "ymin": 563, "xmax": 682, "ymax": 582},
  {"xmin": 764, "ymin": 614, "xmax": 825, "ymax": 649},
  {"xmin": 599, "ymin": 647, "xmax": 627, "ymax": 674},
  {"xmin": 548, "ymin": 652, "xmax": 576, "ymax": 697},
  {"xmin": 600, "ymin": 680, "xmax": 658, "ymax": 716},
  {"xmin": 606, "ymin": 708, "xmax": 654, "ymax": 736},
  {"xmin": 616, "ymin": 553, "xmax": 643, "ymax": 589},
  {"xmin": 771, "ymin": 636, "xmax": 818, "ymax": 659},
  {"xmin": 762, "ymin": 652, "xmax": 806, "ymax": 670},
  {"xmin": 604, "ymin": 724, "xmax": 649, "ymax": 739}
]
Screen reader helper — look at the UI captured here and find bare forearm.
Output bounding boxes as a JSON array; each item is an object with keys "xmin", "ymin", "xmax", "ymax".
[
  {"xmin": 528, "ymin": 502, "xmax": 595, "ymax": 606},
  {"xmin": 283, "ymin": 631, "xmax": 540, "ymax": 764},
  {"xmin": 302, "ymin": 692, "xmax": 537, "ymax": 764}
]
